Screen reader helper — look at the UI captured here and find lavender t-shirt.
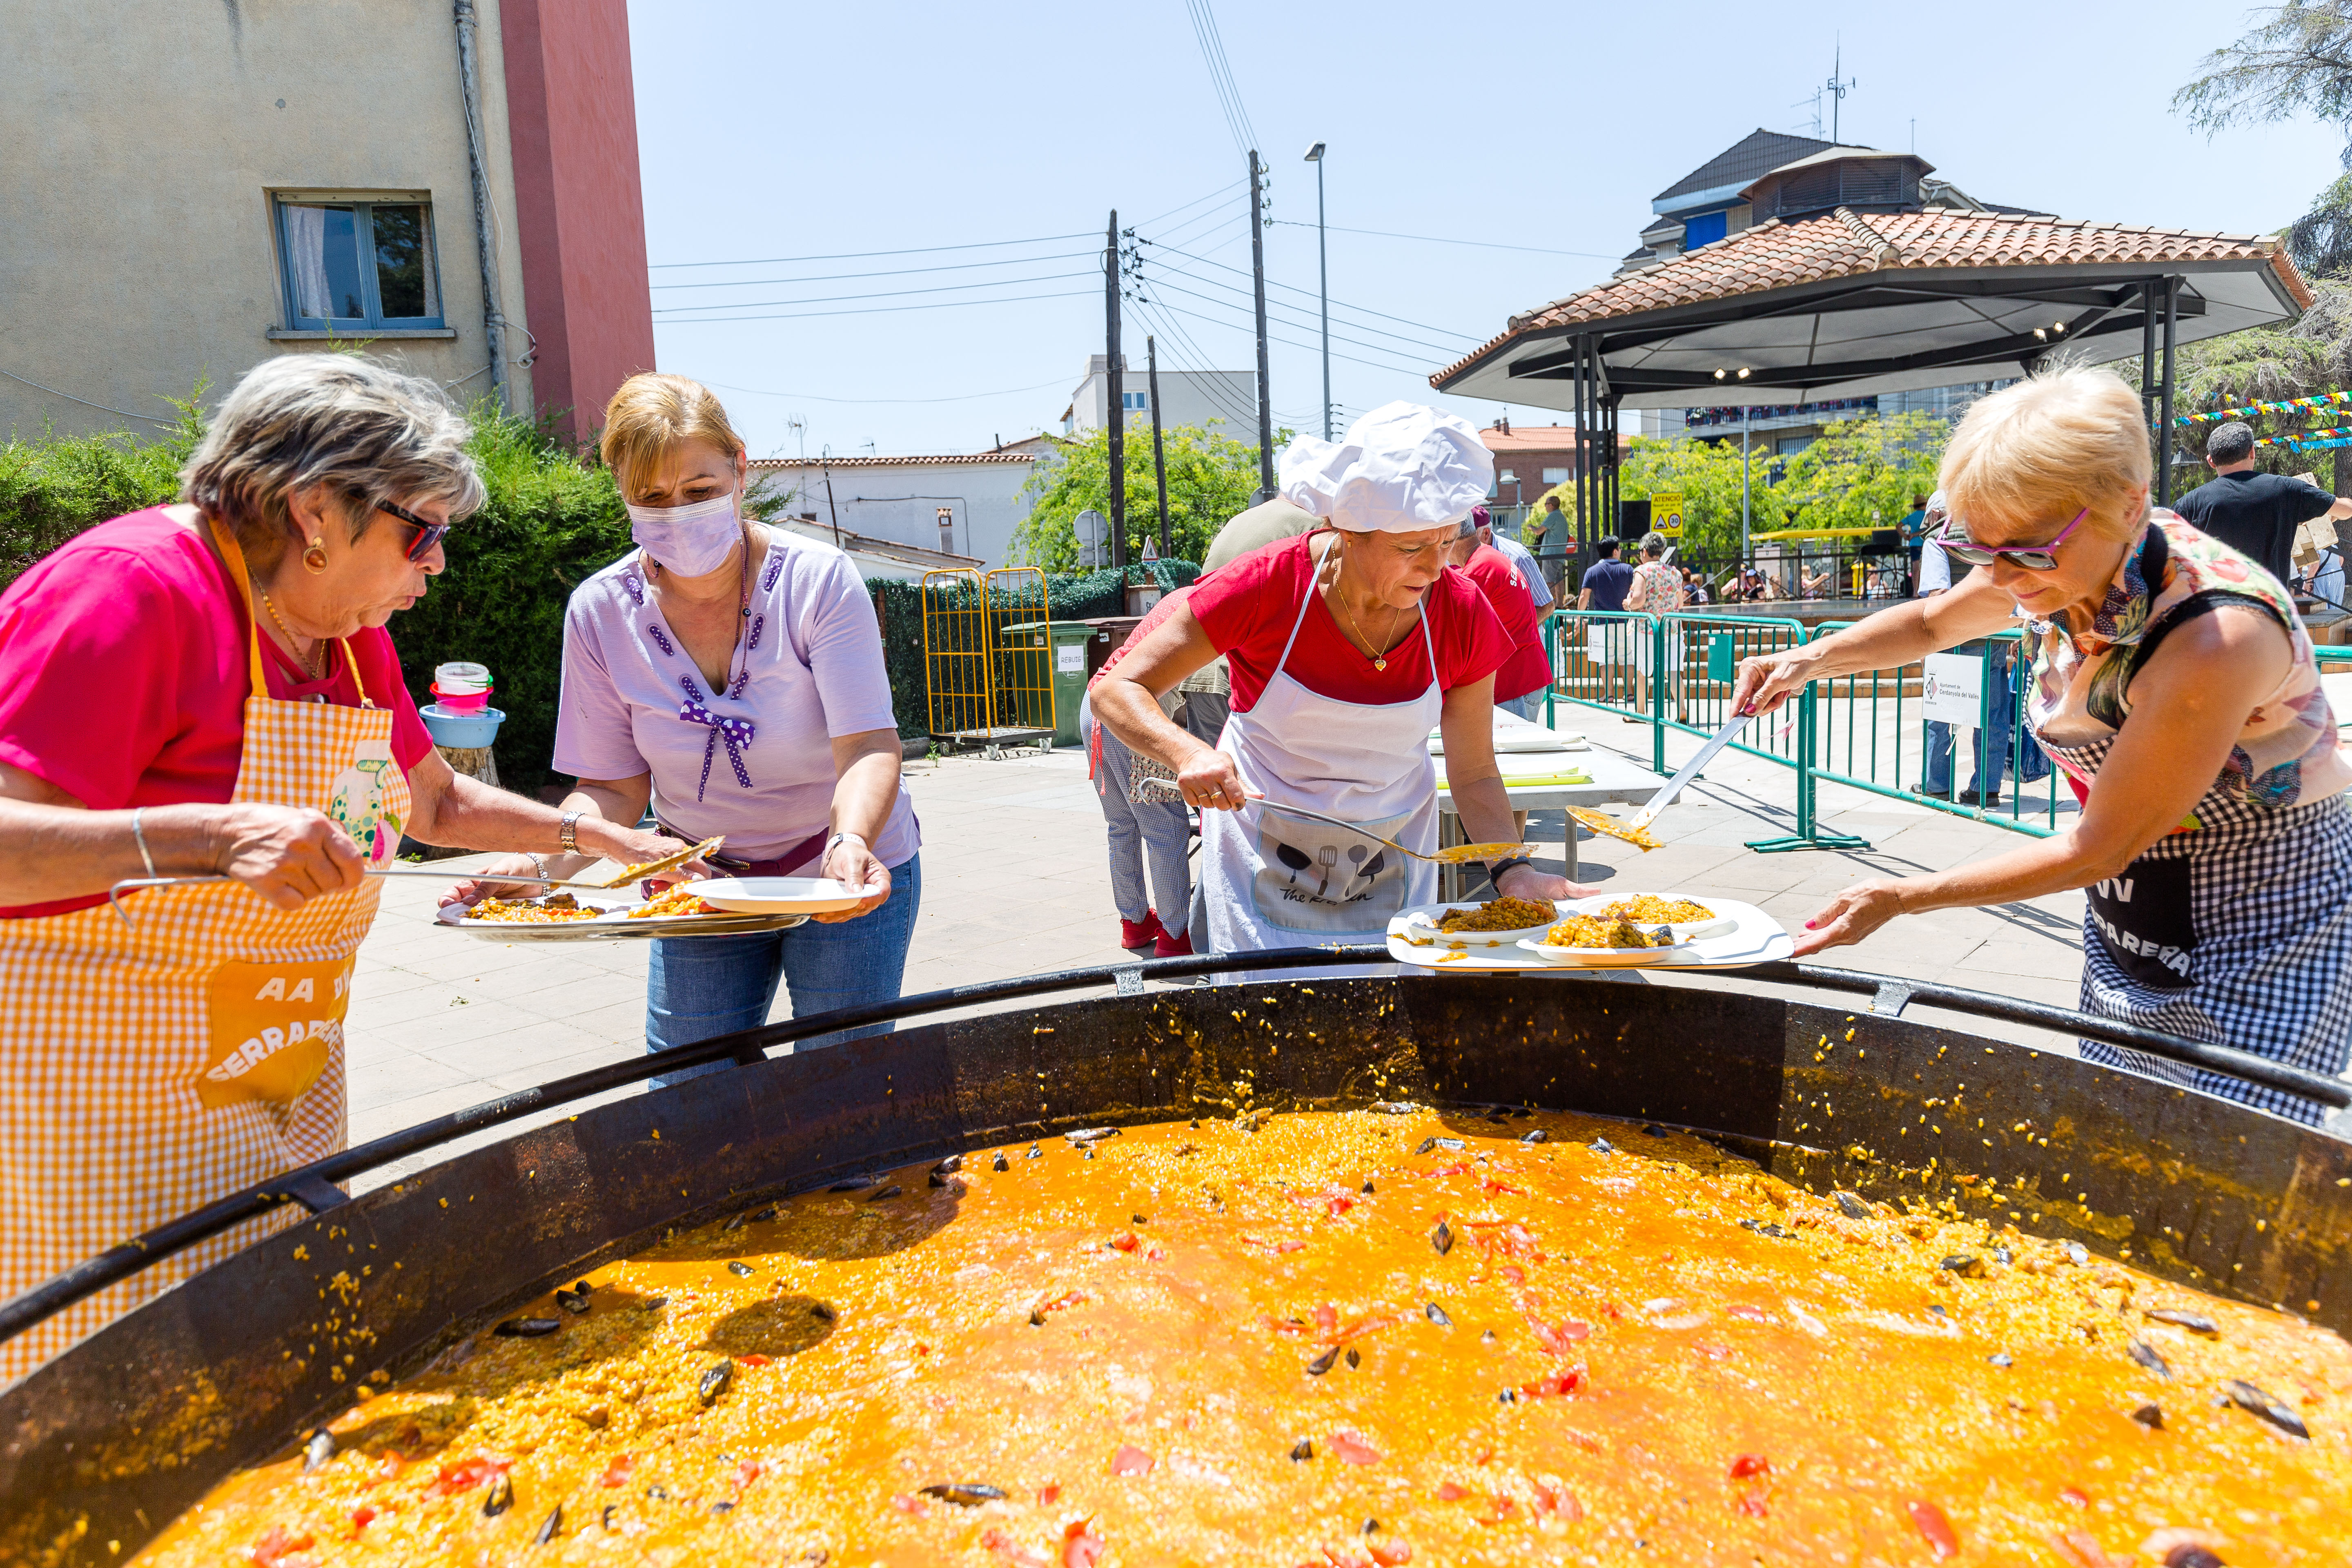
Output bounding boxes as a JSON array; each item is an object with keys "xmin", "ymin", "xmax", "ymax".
[{"xmin": 552, "ymin": 527, "xmax": 919, "ymax": 869}]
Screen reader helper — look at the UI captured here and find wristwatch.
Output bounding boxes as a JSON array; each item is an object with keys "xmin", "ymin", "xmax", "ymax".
[
  {"xmin": 1488, "ymin": 853, "xmax": 1535, "ymax": 884},
  {"xmin": 559, "ymin": 811, "xmax": 582, "ymax": 854}
]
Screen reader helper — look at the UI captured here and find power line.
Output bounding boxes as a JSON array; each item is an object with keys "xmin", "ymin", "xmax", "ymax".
[
  {"xmin": 1141, "ymin": 273, "xmax": 1448, "ymax": 365},
  {"xmin": 650, "ymin": 248, "xmax": 1096, "ymax": 292},
  {"xmin": 1183, "ymin": 0, "xmax": 1258, "ymax": 160},
  {"xmin": 701, "ymin": 375, "xmax": 1070, "ymax": 405},
  {"xmin": 1142, "ymin": 238, "xmax": 1477, "ymax": 342},
  {"xmin": 0, "ymin": 364, "xmax": 177, "ymax": 425},
  {"xmin": 653, "ymin": 270, "xmax": 1097, "ymax": 315},
  {"xmin": 1135, "ymin": 248, "xmax": 1463, "ymax": 356},
  {"xmin": 1267, "ymin": 218, "xmax": 1621, "ymax": 261},
  {"xmin": 1139, "ymin": 252, "xmax": 1469, "ymax": 356},
  {"xmin": 1149, "ymin": 295, "xmax": 1435, "ymax": 380},
  {"xmin": 1126, "ymin": 296, "xmax": 1263, "ymax": 431},
  {"xmin": 655, "ymin": 289, "xmax": 1097, "ymax": 326},
  {"xmin": 1134, "ymin": 180, "xmax": 1246, "ymax": 232},
  {"xmin": 649, "ymin": 230, "xmax": 1096, "ymax": 271}
]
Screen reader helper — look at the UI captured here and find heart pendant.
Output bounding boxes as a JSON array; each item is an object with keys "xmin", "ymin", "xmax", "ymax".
[{"xmin": 1373, "ymin": 656, "xmax": 1386, "ymax": 671}]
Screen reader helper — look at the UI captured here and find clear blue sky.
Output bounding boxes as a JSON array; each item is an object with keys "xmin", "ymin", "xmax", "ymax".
[{"xmin": 626, "ymin": 0, "xmax": 2339, "ymax": 460}]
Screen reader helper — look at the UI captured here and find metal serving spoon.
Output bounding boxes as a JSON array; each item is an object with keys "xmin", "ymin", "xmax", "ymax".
[{"xmin": 1135, "ymin": 777, "xmax": 1521, "ymax": 866}]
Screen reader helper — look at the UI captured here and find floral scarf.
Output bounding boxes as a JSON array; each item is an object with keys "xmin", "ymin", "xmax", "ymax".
[{"xmin": 2024, "ymin": 510, "xmax": 2350, "ymax": 816}]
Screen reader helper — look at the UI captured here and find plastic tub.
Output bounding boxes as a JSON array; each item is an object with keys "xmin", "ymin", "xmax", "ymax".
[{"xmin": 419, "ymin": 703, "xmax": 505, "ymax": 749}]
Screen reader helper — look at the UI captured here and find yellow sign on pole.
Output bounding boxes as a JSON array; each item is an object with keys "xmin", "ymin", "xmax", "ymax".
[{"xmin": 1651, "ymin": 490, "xmax": 1685, "ymax": 537}]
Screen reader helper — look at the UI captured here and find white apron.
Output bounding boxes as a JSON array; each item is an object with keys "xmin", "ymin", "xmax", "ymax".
[{"xmin": 1201, "ymin": 534, "xmax": 1443, "ymax": 953}]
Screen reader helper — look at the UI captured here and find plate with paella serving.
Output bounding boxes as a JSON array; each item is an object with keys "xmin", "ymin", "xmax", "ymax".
[
  {"xmin": 435, "ymin": 884, "xmax": 812, "ymax": 943},
  {"xmin": 1388, "ymin": 890, "xmax": 1787, "ymax": 972}
]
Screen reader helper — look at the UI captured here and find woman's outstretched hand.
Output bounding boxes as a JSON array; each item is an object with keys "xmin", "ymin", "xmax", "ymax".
[{"xmin": 1791, "ymin": 879, "xmax": 1908, "ymax": 956}]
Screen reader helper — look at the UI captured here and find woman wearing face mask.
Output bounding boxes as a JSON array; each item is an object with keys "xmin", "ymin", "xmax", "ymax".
[
  {"xmin": 452, "ymin": 374, "xmax": 920, "ymax": 1079},
  {"xmin": 1732, "ymin": 367, "xmax": 2352, "ymax": 1125}
]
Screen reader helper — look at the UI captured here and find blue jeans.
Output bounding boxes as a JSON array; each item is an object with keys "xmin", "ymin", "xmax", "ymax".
[
  {"xmin": 1091, "ymin": 721, "xmax": 1191, "ymax": 934},
  {"xmin": 1499, "ymin": 692, "xmax": 1542, "ymax": 722},
  {"xmin": 1922, "ymin": 646, "xmax": 2049, "ymax": 795},
  {"xmin": 644, "ymin": 853, "xmax": 922, "ymax": 1087}
]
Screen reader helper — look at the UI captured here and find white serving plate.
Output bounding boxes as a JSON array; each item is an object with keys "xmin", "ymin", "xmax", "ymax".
[
  {"xmin": 434, "ymin": 892, "xmax": 808, "ymax": 943},
  {"xmin": 1387, "ymin": 893, "xmax": 1789, "ymax": 973},
  {"xmin": 1392, "ymin": 898, "xmax": 1563, "ymax": 950},
  {"xmin": 695, "ymin": 876, "xmax": 867, "ymax": 915}
]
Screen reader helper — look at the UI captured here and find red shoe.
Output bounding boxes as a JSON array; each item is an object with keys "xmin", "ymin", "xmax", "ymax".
[
  {"xmin": 1119, "ymin": 911, "xmax": 1164, "ymax": 950},
  {"xmin": 1154, "ymin": 925, "xmax": 1194, "ymax": 958}
]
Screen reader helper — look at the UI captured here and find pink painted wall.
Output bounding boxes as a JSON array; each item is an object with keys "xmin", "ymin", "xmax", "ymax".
[{"xmin": 500, "ymin": 0, "xmax": 655, "ymax": 441}]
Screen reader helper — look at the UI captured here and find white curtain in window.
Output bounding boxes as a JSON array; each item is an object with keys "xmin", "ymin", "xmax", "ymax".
[{"xmin": 283, "ymin": 205, "xmax": 331, "ymax": 320}]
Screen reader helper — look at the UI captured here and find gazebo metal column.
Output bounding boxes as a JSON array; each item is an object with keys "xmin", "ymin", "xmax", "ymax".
[{"xmin": 2137, "ymin": 275, "xmax": 2182, "ymax": 506}]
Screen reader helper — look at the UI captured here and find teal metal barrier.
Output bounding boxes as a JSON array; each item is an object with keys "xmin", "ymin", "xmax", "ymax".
[
  {"xmin": 1540, "ymin": 608, "xmax": 2067, "ymax": 853},
  {"xmin": 1805, "ymin": 621, "xmax": 2060, "ymax": 838}
]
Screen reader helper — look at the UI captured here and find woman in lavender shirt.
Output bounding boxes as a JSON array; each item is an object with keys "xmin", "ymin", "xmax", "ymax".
[{"xmin": 459, "ymin": 376, "xmax": 919, "ymax": 1078}]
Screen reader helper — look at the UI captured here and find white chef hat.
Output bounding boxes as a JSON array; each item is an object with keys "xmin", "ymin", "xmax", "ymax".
[{"xmin": 1277, "ymin": 401, "xmax": 1494, "ymax": 533}]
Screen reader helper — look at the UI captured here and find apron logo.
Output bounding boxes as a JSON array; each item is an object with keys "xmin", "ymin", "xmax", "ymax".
[
  {"xmin": 2092, "ymin": 877, "xmax": 2135, "ymax": 902},
  {"xmin": 203, "ymin": 1018, "xmax": 346, "ymax": 1082}
]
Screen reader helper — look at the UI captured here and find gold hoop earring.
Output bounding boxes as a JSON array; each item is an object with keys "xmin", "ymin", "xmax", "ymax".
[{"xmin": 303, "ymin": 537, "xmax": 329, "ymax": 574}]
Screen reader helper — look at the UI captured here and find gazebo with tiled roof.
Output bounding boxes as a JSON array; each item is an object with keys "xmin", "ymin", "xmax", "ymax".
[{"xmin": 1430, "ymin": 205, "xmax": 2314, "ymax": 545}]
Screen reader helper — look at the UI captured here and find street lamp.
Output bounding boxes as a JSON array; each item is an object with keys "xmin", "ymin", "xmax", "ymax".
[{"xmin": 1303, "ymin": 140, "xmax": 1330, "ymax": 440}]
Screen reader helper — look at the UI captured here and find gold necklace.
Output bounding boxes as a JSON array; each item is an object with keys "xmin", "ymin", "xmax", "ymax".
[
  {"xmin": 1332, "ymin": 553, "xmax": 1405, "ymax": 672},
  {"xmin": 258, "ymin": 589, "xmax": 329, "ymax": 680}
]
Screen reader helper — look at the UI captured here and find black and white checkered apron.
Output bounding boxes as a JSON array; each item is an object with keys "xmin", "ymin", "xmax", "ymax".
[{"xmin": 2040, "ymin": 730, "xmax": 2352, "ymax": 1125}]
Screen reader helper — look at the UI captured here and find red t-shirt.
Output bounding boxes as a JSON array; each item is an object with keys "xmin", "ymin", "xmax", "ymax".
[
  {"xmin": 0, "ymin": 508, "xmax": 435, "ymax": 918},
  {"xmin": 1459, "ymin": 543, "xmax": 1550, "ymax": 702},
  {"xmin": 1087, "ymin": 587, "xmax": 1189, "ymax": 691},
  {"xmin": 1188, "ymin": 531, "xmax": 1513, "ymax": 712}
]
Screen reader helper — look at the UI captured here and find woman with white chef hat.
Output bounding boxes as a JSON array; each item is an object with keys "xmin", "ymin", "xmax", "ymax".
[{"xmin": 1091, "ymin": 402, "xmax": 1588, "ymax": 953}]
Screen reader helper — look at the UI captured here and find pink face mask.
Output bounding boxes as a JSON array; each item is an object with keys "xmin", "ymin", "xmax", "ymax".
[{"xmin": 626, "ymin": 490, "xmax": 742, "ymax": 576}]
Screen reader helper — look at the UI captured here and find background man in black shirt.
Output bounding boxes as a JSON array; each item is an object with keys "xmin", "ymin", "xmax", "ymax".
[{"xmin": 2169, "ymin": 419, "xmax": 2352, "ymax": 586}]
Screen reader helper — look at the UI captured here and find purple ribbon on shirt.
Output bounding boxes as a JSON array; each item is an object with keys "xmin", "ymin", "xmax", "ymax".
[{"xmin": 677, "ymin": 675, "xmax": 755, "ymax": 800}]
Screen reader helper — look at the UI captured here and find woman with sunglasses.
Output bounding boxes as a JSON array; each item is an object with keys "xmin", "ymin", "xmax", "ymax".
[
  {"xmin": 1733, "ymin": 367, "xmax": 2352, "ymax": 1125},
  {"xmin": 0, "ymin": 354, "xmax": 682, "ymax": 1380}
]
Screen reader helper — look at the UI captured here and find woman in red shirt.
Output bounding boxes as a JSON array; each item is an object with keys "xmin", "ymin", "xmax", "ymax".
[
  {"xmin": 0, "ymin": 355, "xmax": 679, "ymax": 1379},
  {"xmin": 1449, "ymin": 512, "xmax": 1552, "ymax": 721},
  {"xmin": 1092, "ymin": 402, "xmax": 1588, "ymax": 953}
]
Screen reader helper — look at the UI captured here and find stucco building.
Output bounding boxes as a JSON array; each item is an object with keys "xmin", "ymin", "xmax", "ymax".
[
  {"xmin": 2, "ymin": 0, "xmax": 654, "ymax": 441},
  {"xmin": 750, "ymin": 452, "xmax": 1043, "ymax": 571},
  {"xmin": 1061, "ymin": 356, "xmax": 1257, "ymax": 439}
]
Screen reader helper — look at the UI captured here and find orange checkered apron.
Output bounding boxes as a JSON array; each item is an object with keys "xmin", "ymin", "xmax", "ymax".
[{"xmin": 0, "ymin": 520, "xmax": 409, "ymax": 1383}]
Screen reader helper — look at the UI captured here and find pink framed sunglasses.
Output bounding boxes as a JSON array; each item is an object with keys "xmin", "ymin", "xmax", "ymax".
[{"xmin": 1934, "ymin": 506, "xmax": 2090, "ymax": 572}]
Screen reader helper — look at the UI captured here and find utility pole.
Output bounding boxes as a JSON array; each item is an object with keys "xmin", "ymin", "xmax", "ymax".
[
  {"xmin": 1105, "ymin": 209, "xmax": 1126, "ymax": 572},
  {"xmin": 1304, "ymin": 141, "xmax": 1330, "ymax": 439},
  {"xmin": 1148, "ymin": 336, "xmax": 1171, "ymax": 560},
  {"xmin": 1248, "ymin": 150, "xmax": 1275, "ymax": 497}
]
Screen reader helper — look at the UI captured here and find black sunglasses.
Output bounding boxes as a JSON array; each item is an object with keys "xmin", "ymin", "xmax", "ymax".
[{"xmin": 374, "ymin": 497, "xmax": 452, "ymax": 562}]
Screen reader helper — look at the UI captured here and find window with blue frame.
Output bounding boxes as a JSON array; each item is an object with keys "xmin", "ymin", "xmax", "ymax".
[
  {"xmin": 275, "ymin": 198, "xmax": 444, "ymax": 329},
  {"xmin": 1680, "ymin": 209, "xmax": 1728, "ymax": 250}
]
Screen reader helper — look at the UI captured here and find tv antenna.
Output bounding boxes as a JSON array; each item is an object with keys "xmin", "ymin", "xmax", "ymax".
[{"xmin": 1822, "ymin": 41, "xmax": 1856, "ymax": 143}]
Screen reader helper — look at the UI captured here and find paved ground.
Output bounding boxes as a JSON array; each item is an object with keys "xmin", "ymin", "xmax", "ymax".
[{"xmin": 343, "ymin": 721, "xmax": 2174, "ymax": 1191}]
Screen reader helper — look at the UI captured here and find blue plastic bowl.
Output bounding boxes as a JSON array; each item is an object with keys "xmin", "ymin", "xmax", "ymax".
[{"xmin": 419, "ymin": 702, "xmax": 506, "ymax": 749}]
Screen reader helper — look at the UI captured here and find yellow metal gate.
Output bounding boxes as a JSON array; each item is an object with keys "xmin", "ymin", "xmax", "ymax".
[{"xmin": 918, "ymin": 568, "xmax": 1057, "ymax": 750}]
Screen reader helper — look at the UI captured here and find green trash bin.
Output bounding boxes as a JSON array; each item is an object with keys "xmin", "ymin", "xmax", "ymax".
[{"xmin": 1002, "ymin": 620, "xmax": 1096, "ymax": 748}]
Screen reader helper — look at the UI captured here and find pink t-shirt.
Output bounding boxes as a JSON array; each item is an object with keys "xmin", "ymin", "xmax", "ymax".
[
  {"xmin": 552, "ymin": 527, "xmax": 919, "ymax": 868},
  {"xmin": 0, "ymin": 508, "xmax": 435, "ymax": 918}
]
